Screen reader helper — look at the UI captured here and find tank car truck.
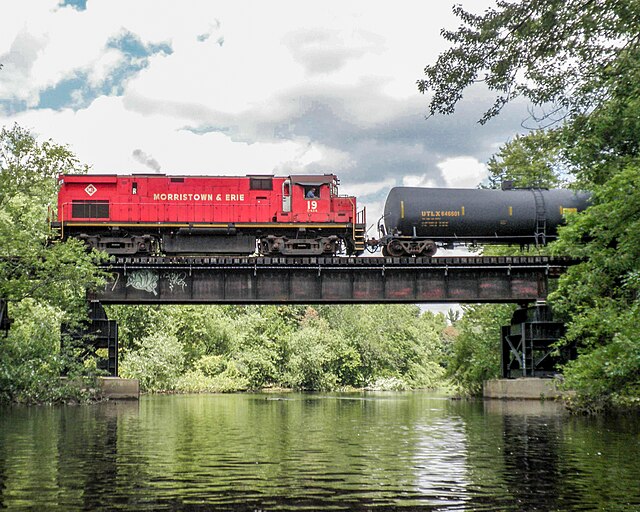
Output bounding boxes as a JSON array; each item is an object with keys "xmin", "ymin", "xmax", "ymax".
[{"xmin": 52, "ymin": 174, "xmax": 367, "ymax": 257}]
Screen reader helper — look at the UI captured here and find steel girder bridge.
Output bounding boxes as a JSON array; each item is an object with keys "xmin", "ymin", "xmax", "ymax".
[
  {"xmin": 55, "ymin": 255, "xmax": 578, "ymax": 378},
  {"xmin": 91, "ymin": 255, "xmax": 575, "ymax": 305}
]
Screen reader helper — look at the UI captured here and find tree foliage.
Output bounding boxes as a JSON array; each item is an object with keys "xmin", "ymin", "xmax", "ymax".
[
  {"xmin": 485, "ymin": 130, "xmax": 567, "ymax": 189},
  {"xmin": 0, "ymin": 125, "xmax": 106, "ymax": 314},
  {"xmin": 445, "ymin": 304, "xmax": 515, "ymax": 396},
  {"xmin": 419, "ymin": 0, "xmax": 640, "ymax": 124},
  {"xmin": 550, "ymin": 164, "xmax": 640, "ymax": 407},
  {"xmin": 116, "ymin": 304, "xmax": 448, "ymax": 394},
  {"xmin": 0, "ymin": 125, "xmax": 108, "ymax": 403},
  {"xmin": 422, "ymin": 0, "xmax": 640, "ymax": 408}
]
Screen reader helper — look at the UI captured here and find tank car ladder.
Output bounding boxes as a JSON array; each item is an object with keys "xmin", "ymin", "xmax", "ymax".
[{"xmin": 531, "ymin": 189, "xmax": 547, "ymax": 247}]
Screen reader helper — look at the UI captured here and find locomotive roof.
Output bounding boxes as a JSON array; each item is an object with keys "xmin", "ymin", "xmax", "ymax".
[
  {"xmin": 59, "ymin": 173, "xmax": 338, "ymax": 183},
  {"xmin": 290, "ymin": 174, "xmax": 337, "ymax": 185}
]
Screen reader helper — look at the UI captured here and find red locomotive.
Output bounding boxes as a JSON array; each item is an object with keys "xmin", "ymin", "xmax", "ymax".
[{"xmin": 53, "ymin": 174, "xmax": 366, "ymax": 256}]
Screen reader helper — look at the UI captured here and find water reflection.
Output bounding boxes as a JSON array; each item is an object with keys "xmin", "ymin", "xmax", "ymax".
[{"xmin": 1, "ymin": 393, "xmax": 639, "ymax": 511}]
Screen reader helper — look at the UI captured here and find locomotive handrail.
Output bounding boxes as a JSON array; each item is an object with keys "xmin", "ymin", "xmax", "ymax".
[
  {"xmin": 60, "ymin": 199, "xmax": 360, "ymax": 225},
  {"xmin": 357, "ymin": 207, "xmax": 366, "ymax": 225}
]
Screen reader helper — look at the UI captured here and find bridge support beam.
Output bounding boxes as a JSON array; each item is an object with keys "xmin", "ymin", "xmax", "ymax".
[
  {"xmin": 62, "ymin": 301, "xmax": 119, "ymax": 376},
  {"xmin": 501, "ymin": 301, "xmax": 575, "ymax": 378}
]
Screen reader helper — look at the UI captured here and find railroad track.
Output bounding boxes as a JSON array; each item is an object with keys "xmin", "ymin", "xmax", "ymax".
[{"xmin": 103, "ymin": 255, "xmax": 579, "ymax": 275}]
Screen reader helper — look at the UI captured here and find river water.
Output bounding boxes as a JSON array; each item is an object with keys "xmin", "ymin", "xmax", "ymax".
[{"xmin": 1, "ymin": 392, "xmax": 639, "ymax": 511}]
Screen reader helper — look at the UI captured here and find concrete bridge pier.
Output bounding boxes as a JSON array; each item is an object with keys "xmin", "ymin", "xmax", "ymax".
[
  {"xmin": 484, "ymin": 377, "xmax": 567, "ymax": 400},
  {"xmin": 486, "ymin": 301, "xmax": 575, "ymax": 400}
]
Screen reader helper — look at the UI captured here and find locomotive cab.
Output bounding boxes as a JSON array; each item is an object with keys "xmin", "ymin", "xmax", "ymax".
[
  {"xmin": 288, "ymin": 175, "xmax": 334, "ymax": 223},
  {"xmin": 263, "ymin": 174, "xmax": 365, "ymax": 256}
]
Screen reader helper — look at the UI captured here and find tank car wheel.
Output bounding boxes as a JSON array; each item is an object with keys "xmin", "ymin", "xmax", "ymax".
[
  {"xmin": 423, "ymin": 241, "xmax": 437, "ymax": 257},
  {"xmin": 385, "ymin": 240, "xmax": 405, "ymax": 257}
]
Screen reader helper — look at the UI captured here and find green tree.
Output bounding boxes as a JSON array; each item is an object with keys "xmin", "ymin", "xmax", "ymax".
[
  {"xmin": 110, "ymin": 303, "xmax": 449, "ymax": 394},
  {"xmin": 0, "ymin": 125, "xmax": 107, "ymax": 403},
  {"xmin": 422, "ymin": 0, "xmax": 640, "ymax": 409},
  {"xmin": 104, "ymin": 305, "xmax": 169, "ymax": 350},
  {"xmin": 486, "ymin": 130, "xmax": 567, "ymax": 189},
  {"xmin": 317, "ymin": 304, "xmax": 445, "ymax": 389},
  {"xmin": 550, "ymin": 164, "xmax": 640, "ymax": 407},
  {"xmin": 445, "ymin": 304, "xmax": 515, "ymax": 396},
  {"xmin": 0, "ymin": 125, "xmax": 106, "ymax": 315},
  {"xmin": 119, "ymin": 333, "xmax": 185, "ymax": 391},
  {"xmin": 563, "ymin": 69, "xmax": 640, "ymax": 186},
  {"xmin": 283, "ymin": 311, "xmax": 341, "ymax": 391}
]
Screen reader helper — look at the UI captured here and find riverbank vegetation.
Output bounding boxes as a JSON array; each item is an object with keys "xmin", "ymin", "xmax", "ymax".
[
  {"xmin": 0, "ymin": 125, "xmax": 109, "ymax": 403},
  {"xmin": 423, "ymin": 0, "xmax": 640, "ymax": 411},
  {"xmin": 109, "ymin": 304, "xmax": 448, "ymax": 394}
]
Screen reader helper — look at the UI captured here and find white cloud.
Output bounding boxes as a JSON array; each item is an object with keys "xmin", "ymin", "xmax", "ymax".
[
  {"xmin": 1, "ymin": 0, "xmax": 523, "ymax": 222},
  {"xmin": 402, "ymin": 174, "xmax": 438, "ymax": 188},
  {"xmin": 438, "ymin": 156, "xmax": 488, "ymax": 188},
  {"xmin": 86, "ymin": 48, "xmax": 125, "ymax": 88}
]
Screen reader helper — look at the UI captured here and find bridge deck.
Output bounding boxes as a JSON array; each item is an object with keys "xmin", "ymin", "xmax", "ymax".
[{"xmin": 92, "ymin": 256, "xmax": 576, "ymax": 304}]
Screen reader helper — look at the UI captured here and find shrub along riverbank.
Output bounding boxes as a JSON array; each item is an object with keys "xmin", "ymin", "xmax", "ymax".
[{"xmin": 109, "ymin": 304, "xmax": 450, "ymax": 394}]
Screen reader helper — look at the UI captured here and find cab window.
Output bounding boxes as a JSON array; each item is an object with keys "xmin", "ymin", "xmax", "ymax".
[{"xmin": 304, "ymin": 186, "xmax": 319, "ymax": 199}]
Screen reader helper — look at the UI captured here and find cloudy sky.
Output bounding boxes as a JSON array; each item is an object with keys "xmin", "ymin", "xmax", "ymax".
[{"xmin": 1, "ymin": 0, "xmax": 532, "ymax": 226}]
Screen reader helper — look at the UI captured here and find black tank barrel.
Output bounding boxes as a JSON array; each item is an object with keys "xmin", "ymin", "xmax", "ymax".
[{"xmin": 384, "ymin": 187, "xmax": 590, "ymax": 244}]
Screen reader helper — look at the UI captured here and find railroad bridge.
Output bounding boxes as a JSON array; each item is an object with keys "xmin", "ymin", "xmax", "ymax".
[
  {"xmin": 92, "ymin": 255, "xmax": 574, "ymax": 304},
  {"xmin": 40, "ymin": 255, "xmax": 578, "ymax": 380}
]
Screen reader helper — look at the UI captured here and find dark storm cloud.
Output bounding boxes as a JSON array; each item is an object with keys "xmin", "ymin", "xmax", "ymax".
[
  {"xmin": 141, "ymin": 81, "xmax": 529, "ymax": 193},
  {"xmin": 239, "ymin": 86, "xmax": 530, "ymax": 189}
]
